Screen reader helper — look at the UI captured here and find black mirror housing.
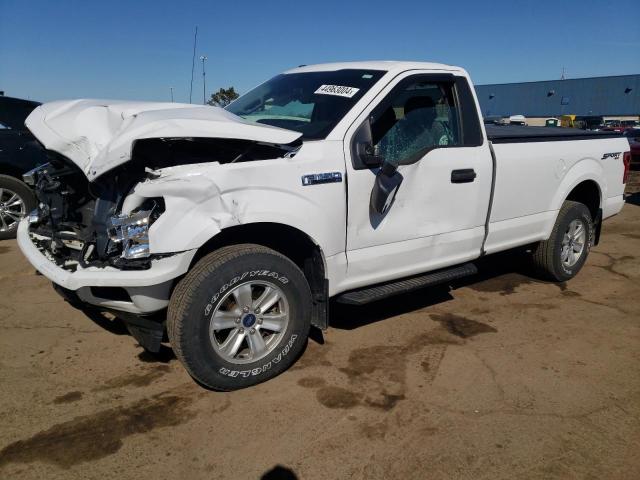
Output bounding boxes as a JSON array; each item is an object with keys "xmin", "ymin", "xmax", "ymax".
[
  {"xmin": 352, "ymin": 116, "xmax": 386, "ymax": 168},
  {"xmin": 370, "ymin": 162, "xmax": 403, "ymax": 215}
]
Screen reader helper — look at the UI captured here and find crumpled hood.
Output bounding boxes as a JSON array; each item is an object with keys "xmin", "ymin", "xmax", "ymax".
[{"xmin": 25, "ymin": 99, "xmax": 302, "ymax": 180}]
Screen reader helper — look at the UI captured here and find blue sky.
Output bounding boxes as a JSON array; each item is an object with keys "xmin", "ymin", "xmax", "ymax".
[{"xmin": 1, "ymin": 0, "xmax": 638, "ymax": 103}]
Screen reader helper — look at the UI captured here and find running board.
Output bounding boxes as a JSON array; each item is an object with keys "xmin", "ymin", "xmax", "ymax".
[{"xmin": 336, "ymin": 263, "xmax": 478, "ymax": 305}]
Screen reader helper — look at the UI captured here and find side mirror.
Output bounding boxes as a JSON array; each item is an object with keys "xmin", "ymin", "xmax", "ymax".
[
  {"xmin": 370, "ymin": 161, "xmax": 403, "ymax": 215},
  {"xmin": 357, "ymin": 142, "xmax": 384, "ymax": 167},
  {"xmin": 354, "ymin": 116, "xmax": 385, "ymax": 168}
]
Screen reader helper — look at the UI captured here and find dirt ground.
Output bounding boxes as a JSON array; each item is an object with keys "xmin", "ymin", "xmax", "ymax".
[{"xmin": 1, "ymin": 175, "xmax": 639, "ymax": 480}]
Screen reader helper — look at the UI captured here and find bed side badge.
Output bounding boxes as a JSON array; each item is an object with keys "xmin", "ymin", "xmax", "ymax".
[{"xmin": 301, "ymin": 172, "xmax": 343, "ymax": 186}]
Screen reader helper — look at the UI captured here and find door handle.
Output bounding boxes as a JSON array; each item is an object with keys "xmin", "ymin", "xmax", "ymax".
[{"xmin": 451, "ymin": 169, "xmax": 477, "ymax": 183}]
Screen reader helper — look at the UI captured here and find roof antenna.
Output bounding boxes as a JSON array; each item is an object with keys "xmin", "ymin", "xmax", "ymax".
[
  {"xmin": 560, "ymin": 66, "xmax": 566, "ymax": 81},
  {"xmin": 189, "ymin": 26, "xmax": 198, "ymax": 104}
]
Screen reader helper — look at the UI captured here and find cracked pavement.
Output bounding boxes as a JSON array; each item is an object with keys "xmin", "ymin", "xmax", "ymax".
[{"xmin": 0, "ymin": 176, "xmax": 639, "ymax": 480}]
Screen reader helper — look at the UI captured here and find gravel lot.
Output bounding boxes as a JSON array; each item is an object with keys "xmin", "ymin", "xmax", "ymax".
[{"xmin": 1, "ymin": 174, "xmax": 639, "ymax": 480}]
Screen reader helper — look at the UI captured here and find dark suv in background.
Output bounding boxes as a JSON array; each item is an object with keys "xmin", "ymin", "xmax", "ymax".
[{"xmin": 0, "ymin": 96, "xmax": 48, "ymax": 239}]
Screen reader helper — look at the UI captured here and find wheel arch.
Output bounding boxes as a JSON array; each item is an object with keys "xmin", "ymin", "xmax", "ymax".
[
  {"xmin": 191, "ymin": 222, "xmax": 329, "ymax": 330},
  {"xmin": 564, "ymin": 179, "xmax": 601, "ymax": 221},
  {"xmin": 0, "ymin": 165, "xmax": 26, "ymax": 180}
]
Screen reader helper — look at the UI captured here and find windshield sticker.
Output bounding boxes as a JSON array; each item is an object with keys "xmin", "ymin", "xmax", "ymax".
[{"xmin": 314, "ymin": 85, "xmax": 360, "ymax": 98}]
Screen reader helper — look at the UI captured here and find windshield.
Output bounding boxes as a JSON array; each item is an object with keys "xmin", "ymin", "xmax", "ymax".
[{"xmin": 226, "ymin": 69, "xmax": 385, "ymax": 140}]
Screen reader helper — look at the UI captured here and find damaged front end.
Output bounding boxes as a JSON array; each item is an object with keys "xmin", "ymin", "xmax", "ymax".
[
  {"xmin": 23, "ymin": 151, "xmax": 162, "ymax": 272},
  {"xmin": 23, "ymin": 136, "xmax": 299, "ymax": 273}
]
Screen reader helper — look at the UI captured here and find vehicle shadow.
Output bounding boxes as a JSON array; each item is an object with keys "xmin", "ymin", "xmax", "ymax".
[
  {"xmin": 74, "ymin": 305, "xmax": 177, "ymax": 363},
  {"xmin": 328, "ymin": 248, "xmax": 535, "ymax": 332},
  {"xmin": 625, "ymin": 191, "xmax": 640, "ymax": 206},
  {"xmin": 73, "ymin": 250, "xmax": 542, "ymax": 356},
  {"xmin": 329, "ymin": 285, "xmax": 454, "ymax": 331}
]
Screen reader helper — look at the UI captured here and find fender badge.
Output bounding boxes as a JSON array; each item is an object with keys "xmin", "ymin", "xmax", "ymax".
[
  {"xmin": 601, "ymin": 152, "xmax": 621, "ymax": 160},
  {"xmin": 301, "ymin": 172, "xmax": 342, "ymax": 186}
]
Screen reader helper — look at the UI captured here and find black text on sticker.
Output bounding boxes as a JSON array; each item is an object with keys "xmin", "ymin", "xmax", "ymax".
[{"xmin": 314, "ymin": 85, "xmax": 360, "ymax": 98}]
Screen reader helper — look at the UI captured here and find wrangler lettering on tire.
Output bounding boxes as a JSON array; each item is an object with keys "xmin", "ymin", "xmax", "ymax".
[{"xmin": 167, "ymin": 244, "xmax": 311, "ymax": 391}]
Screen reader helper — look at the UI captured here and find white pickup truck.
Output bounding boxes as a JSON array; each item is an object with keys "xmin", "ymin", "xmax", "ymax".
[{"xmin": 18, "ymin": 61, "xmax": 631, "ymax": 390}]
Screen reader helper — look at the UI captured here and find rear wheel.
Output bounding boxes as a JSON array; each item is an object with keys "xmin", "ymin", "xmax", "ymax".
[
  {"xmin": 168, "ymin": 244, "xmax": 311, "ymax": 390},
  {"xmin": 531, "ymin": 200, "xmax": 593, "ymax": 281},
  {"xmin": 0, "ymin": 175, "xmax": 36, "ymax": 240}
]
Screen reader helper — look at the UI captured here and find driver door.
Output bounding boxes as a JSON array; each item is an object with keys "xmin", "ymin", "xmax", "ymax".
[{"xmin": 342, "ymin": 72, "xmax": 492, "ymax": 291}]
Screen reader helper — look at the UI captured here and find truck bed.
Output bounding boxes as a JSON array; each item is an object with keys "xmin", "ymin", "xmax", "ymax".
[{"xmin": 486, "ymin": 124, "xmax": 622, "ymax": 144}]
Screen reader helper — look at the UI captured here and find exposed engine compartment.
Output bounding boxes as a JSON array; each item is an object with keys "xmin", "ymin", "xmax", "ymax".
[
  {"xmin": 25, "ymin": 137, "xmax": 297, "ymax": 272},
  {"xmin": 27, "ymin": 151, "xmax": 151, "ymax": 270}
]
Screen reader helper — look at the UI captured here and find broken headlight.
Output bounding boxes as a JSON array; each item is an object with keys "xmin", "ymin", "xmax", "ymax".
[{"xmin": 107, "ymin": 199, "xmax": 164, "ymax": 260}]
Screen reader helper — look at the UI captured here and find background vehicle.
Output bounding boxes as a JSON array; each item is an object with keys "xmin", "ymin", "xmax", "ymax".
[
  {"xmin": 560, "ymin": 114, "xmax": 576, "ymax": 128},
  {"xmin": 624, "ymin": 128, "xmax": 640, "ymax": 166},
  {"xmin": 508, "ymin": 114, "xmax": 526, "ymax": 125},
  {"xmin": 621, "ymin": 120, "xmax": 639, "ymax": 129},
  {"xmin": 601, "ymin": 120, "xmax": 626, "ymax": 133},
  {"xmin": 0, "ymin": 96, "xmax": 47, "ymax": 239},
  {"xmin": 573, "ymin": 116, "xmax": 604, "ymax": 130},
  {"xmin": 16, "ymin": 62, "xmax": 630, "ymax": 390}
]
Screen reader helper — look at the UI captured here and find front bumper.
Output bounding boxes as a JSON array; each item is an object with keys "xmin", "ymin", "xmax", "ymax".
[{"xmin": 17, "ymin": 219, "xmax": 197, "ymax": 313}]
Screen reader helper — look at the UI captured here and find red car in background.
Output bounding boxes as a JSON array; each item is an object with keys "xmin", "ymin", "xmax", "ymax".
[
  {"xmin": 601, "ymin": 120, "xmax": 625, "ymax": 133},
  {"xmin": 602, "ymin": 120, "xmax": 640, "ymax": 133},
  {"xmin": 623, "ymin": 128, "xmax": 640, "ymax": 167}
]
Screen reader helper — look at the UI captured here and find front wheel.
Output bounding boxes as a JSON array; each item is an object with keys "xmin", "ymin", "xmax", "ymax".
[
  {"xmin": 167, "ymin": 244, "xmax": 312, "ymax": 391},
  {"xmin": 531, "ymin": 200, "xmax": 594, "ymax": 282}
]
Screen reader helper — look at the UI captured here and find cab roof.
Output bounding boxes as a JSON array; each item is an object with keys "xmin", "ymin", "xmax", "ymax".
[{"xmin": 284, "ymin": 60, "xmax": 464, "ymax": 75}]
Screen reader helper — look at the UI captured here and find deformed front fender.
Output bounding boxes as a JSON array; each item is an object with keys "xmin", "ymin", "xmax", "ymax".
[{"xmin": 125, "ymin": 169, "xmax": 342, "ymax": 257}]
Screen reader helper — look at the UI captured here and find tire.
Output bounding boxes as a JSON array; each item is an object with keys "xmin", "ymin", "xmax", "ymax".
[
  {"xmin": 531, "ymin": 200, "xmax": 594, "ymax": 282},
  {"xmin": 167, "ymin": 244, "xmax": 312, "ymax": 391},
  {"xmin": 0, "ymin": 175, "xmax": 36, "ymax": 240}
]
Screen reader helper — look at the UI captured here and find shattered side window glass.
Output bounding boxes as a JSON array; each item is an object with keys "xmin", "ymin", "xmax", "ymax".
[{"xmin": 372, "ymin": 81, "xmax": 460, "ymax": 165}]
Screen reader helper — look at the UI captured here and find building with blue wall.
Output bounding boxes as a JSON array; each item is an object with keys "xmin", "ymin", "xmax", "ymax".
[{"xmin": 475, "ymin": 75, "xmax": 640, "ymax": 120}]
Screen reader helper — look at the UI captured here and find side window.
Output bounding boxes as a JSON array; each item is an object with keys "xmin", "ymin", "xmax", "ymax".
[{"xmin": 370, "ymin": 80, "xmax": 461, "ymax": 166}]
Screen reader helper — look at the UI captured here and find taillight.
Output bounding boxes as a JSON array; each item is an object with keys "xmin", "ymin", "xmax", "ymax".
[{"xmin": 623, "ymin": 151, "xmax": 631, "ymax": 184}]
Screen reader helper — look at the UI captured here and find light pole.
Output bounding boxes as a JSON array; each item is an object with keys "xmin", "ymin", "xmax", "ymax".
[
  {"xmin": 170, "ymin": 86, "xmax": 174, "ymax": 103},
  {"xmin": 200, "ymin": 55, "xmax": 208, "ymax": 105}
]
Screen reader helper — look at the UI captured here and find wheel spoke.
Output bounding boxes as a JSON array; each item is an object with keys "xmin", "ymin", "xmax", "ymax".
[
  {"xmin": 247, "ymin": 331, "xmax": 267, "ymax": 358},
  {"xmin": 6, "ymin": 194, "xmax": 19, "ymax": 206},
  {"xmin": 254, "ymin": 287, "xmax": 280, "ymax": 313},
  {"xmin": 232, "ymin": 283, "xmax": 253, "ymax": 310},
  {"xmin": 211, "ymin": 310, "xmax": 239, "ymax": 330},
  {"xmin": 210, "ymin": 280, "xmax": 290, "ymax": 364},
  {"xmin": 259, "ymin": 312, "xmax": 287, "ymax": 332},
  {"xmin": 5, "ymin": 211, "xmax": 21, "ymax": 221},
  {"xmin": 573, "ymin": 224, "xmax": 583, "ymax": 240},
  {"xmin": 572, "ymin": 221, "xmax": 580, "ymax": 236},
  {"xmin": 0, "ymin": 215, "xmax": 8, "ymax": 231},
  {"xmin": 220, "ymin": 329, "xmax": 245, "ymax": 358}
]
